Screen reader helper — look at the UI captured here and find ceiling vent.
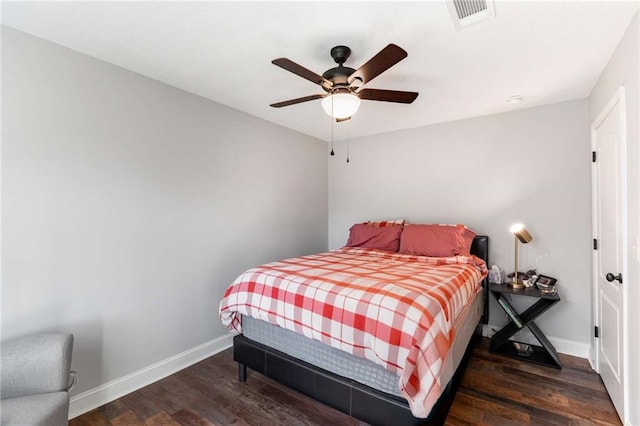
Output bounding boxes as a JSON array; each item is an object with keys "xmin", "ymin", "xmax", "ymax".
[{"xmin": 447, "ymin": 0, "xmax": 495, "ymax": 30}]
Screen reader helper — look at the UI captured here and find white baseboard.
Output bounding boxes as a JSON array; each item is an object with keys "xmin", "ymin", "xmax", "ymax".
[
  {"xmin": 547, "ymin": 336, "xmax": 590, "ymax": 359},
  {"xmin": 588, "ymin": 345, "xmax": 597, "ymax": 371},
  {"xmin": 69, "ymin": 333, "xmax": 234, "ymax": 419},
  {"xmin": 482, "ymin": 325, "xmax": 590, "ymax": 359}
]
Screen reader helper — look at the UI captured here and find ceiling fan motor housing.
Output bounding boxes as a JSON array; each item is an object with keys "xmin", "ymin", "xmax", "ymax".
[{"xmin": 322, "ymin": 66, "xmax": 355, "ymax": 89}]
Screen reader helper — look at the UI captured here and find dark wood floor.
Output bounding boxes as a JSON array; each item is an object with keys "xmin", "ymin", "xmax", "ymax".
[{"xmin": 70, "ymin": 338, "xmax": 620, "ymax": 425}]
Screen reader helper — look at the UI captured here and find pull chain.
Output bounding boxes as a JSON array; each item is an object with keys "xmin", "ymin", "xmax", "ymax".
[
  {"xmin": 346, "ymin": 119, "xmax": 350, "ymax": 163},
  {"xmin": 330, "ymin": 96, "xmax": 335, "ymax": 156}
]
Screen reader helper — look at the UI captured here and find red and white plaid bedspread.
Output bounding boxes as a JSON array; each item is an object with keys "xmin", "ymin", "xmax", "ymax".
[{"xmin": 219, "ymin": 247, "xmax": 487, "ymax": 418}]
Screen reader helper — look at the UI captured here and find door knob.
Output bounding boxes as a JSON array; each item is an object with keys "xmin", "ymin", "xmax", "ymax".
[{"xmin": 605, "ymin": 272, "xmax": 623, "ymax": 284}]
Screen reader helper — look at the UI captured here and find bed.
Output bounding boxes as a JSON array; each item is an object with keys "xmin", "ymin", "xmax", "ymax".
[{"xmin": 219, "ymin": 230, "xmax": 488, "ymax": 425}]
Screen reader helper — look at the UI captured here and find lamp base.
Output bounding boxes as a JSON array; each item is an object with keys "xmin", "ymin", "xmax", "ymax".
[{"xmin": 507, "ymin": 280, "xmax": 526, "ymax": 289}]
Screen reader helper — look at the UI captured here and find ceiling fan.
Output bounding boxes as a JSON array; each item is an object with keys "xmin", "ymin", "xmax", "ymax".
[{"xmin": 270, "ymin": 44, "xmax": 419, "ymax": 121}]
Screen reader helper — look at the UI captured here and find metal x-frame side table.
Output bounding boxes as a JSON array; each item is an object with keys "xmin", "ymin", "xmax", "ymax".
[{"xmin": 489, "ymin": 283, "xmax": 562, "ymax": 369}]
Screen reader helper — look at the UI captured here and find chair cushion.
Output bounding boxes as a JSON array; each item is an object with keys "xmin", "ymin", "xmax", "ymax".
[{"xmin": 1, "ymin": 392, "xmax": 69, "ymax": 426}]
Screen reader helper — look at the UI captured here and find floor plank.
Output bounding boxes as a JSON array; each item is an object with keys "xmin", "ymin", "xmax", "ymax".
[{"xmin": 70, "ymin": 338, "xmax": 620, "ymax": 425}]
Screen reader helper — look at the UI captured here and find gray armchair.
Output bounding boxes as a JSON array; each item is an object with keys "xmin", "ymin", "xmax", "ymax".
[{"xmin": 1, "ymin": 333, "xmax": 75, "ymax": 426}]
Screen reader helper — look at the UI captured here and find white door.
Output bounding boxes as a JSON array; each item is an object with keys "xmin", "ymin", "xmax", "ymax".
[{"xmin": 592, "ymin": 87, "xmax": 627, "ymax": 422}]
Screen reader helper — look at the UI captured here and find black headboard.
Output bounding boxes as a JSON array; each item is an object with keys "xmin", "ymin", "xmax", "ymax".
[{"xmin": 470, "ymin": 235, "xmax": 489, "ymax": 324}]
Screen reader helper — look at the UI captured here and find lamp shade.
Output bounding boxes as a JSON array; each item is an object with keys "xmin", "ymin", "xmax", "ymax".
[
  {"xmin": 321, "ymin": 93, "xmax": 361, "ymax": 119},
  {"xmin": 510, "ymin": 223, "xmax": 532, "ymax": 244}
]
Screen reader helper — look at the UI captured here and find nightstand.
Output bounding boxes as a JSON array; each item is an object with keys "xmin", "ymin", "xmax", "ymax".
[{"xmin": 489, "ymin": 283, "xmax": 562, "ymax": 369}]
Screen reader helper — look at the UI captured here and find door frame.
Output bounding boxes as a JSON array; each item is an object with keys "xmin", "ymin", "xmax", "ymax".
[{"xmin": 590, "ymin": 86, "xmax": 628, "ymax": 422}]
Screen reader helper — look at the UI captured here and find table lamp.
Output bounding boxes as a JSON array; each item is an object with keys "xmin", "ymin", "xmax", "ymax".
[{"xmin": 509, "ymin": 223, "xmax": 532, "ymax": 289}]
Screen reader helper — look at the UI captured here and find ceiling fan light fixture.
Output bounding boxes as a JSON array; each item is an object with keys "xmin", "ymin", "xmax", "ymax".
[{"xmin": 321, "ymin": 93, "xmax": 361, "ymax": 119}]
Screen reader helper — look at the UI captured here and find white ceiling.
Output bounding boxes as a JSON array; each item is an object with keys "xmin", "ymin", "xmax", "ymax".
[{"xmin": 2, "ymin": 1, "xmax": 638, "ymax": 141}]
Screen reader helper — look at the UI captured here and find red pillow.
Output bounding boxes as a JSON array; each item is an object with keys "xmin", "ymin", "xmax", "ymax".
[
  {"xmin": 399, "ymin": 225, "xmax": 461, "ymax": 257},
  {"xmin": 456, "ymin": 225, "xmax": 476, "ymax": 256},
  {"xmin": 346, "ymin": 224, "xmax": 402, "ymax": 252},
  {"xmin": 399, "ymin": 224, "xmax": 476, "ymax": 257}
]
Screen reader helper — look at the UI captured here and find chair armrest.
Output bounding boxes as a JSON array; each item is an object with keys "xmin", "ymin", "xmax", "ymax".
[{"xmin": 1, "ymin": 333, "xmax": 73, "ymax": 399}]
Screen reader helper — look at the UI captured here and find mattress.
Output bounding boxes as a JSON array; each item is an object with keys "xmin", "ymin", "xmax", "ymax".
[{"xmin": 242, "ymin": 288, "xmax": 484, "ymax": 398}]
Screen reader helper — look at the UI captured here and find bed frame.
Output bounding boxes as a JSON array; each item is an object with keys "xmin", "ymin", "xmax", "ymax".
[{"xmin": 233, "ymin": 236, "xmax": 489, "ymax": 425}]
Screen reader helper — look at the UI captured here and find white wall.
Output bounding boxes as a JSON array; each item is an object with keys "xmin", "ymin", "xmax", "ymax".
[
  {"xmin": 1, "ymin": 26, "xmax": 328, "ymax": 399},
  {"xmin": 329, "ymin": 99, "xmax": 591, "ymax": 351},
  {"xmin": 589, "ymin": 11, "xmax": 639, "ymax": 425}
]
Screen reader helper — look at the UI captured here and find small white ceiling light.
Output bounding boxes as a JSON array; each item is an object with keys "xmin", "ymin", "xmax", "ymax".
[
  {"xmin": 321, "ymin": 93, "xmax": 361, "ymax": 119},
  {"xmin": 507, "ymin": 95, "xmax": 524, "ymax": 105}
]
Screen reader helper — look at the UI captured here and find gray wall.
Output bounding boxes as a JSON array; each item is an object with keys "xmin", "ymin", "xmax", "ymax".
[
  {"xmin": 1, "ymin": 27, "xmax": 328, "ymax": 395},
  {"xmin": 329, "ymin": 99, "xmax": 592, "ymax": 348},
  {"xmin": 589, "ymin": 11, "xmax": 639, "ymax": 425}
]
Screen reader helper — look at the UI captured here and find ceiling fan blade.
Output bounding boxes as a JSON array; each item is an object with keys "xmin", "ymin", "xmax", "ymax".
[
  {"xmin": 336, "ymin": 117, "xmax": 351, "ymax": 123},
  {"xmin": 272, "ymin": 58, "xmax": 332, "ymax": 87},
  {"xmin": 270, "ymin": 94, "xmax": 325, "ymax": 108},
  {"xmin": 357, "ymin": 89, "xmax": 418, "ymax": 104},
  {"xmin": 348, "ymin": 44, "xmax": 408, "ymax": 86}
]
